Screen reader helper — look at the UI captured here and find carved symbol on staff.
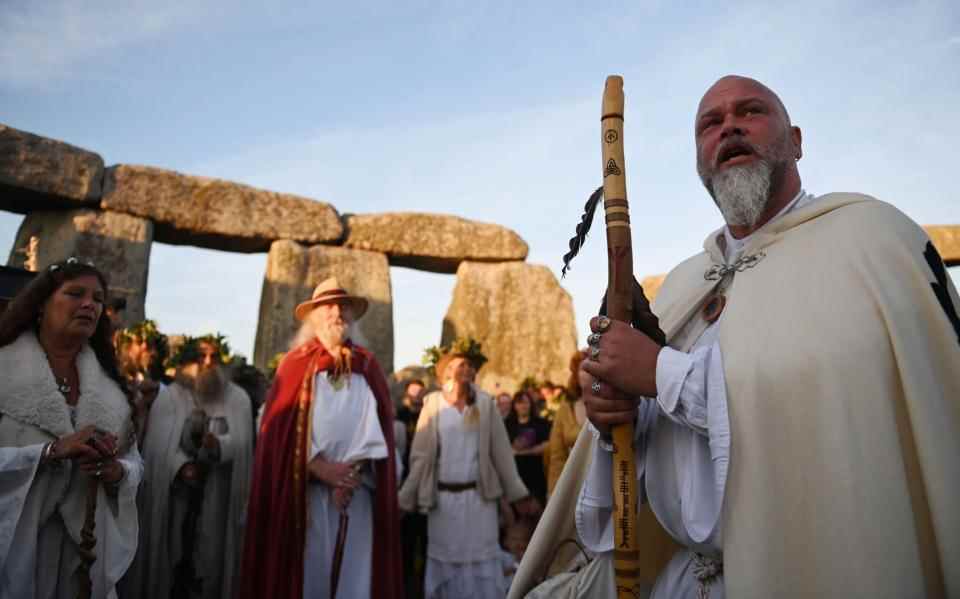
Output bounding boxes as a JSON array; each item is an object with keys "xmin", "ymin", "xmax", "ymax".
[
  {"xmin": 605, "ymin": 129, "xmax": 619, "ymax": 144},
  {"xmin": 604, "ymin": 159, "xmax": 622, "ymax": 177}
]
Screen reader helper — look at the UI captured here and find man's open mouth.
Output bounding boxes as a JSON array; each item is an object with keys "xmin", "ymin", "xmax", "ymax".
[{"xmin": 717, "ymin": 142, "xmax": 755, "ymax": 166}]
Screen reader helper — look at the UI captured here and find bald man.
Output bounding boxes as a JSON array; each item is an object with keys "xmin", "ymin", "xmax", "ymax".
[{"xmin": 511, "ymin": 76, "xmax": 960, "ymax": 599}]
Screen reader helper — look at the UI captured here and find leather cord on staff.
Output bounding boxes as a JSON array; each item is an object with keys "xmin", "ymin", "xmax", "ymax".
[{"xmin": 598, "ymin": 277, "xmax": 667, "ymax": 347}]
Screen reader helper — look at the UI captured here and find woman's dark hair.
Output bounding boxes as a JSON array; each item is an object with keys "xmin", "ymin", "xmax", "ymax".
[
  {"xmin": 0, "ymin": 259, "xmax": 130, "ymax": 402},
  {"xmin": 512, "ymin": 390, "xmax": 532, "ymax": 408}
]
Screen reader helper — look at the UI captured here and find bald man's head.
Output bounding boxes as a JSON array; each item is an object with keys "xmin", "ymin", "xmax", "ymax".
[
  {"xmin": 694, "ymin": 75, "xmax": 803, "ymax": 231},
  {"xmin": 698, "ymin": 75, "xmax": 792, "ymax": 127}
]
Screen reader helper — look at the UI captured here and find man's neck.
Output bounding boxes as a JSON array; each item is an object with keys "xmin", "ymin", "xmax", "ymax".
[{"xmin": 444, "ymin": 383, "xmax": 470, "ymax": 405}]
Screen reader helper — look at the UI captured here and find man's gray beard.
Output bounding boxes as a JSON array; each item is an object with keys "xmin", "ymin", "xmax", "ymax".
[
  {"xmin": 195, "ymin": 366, "xmax": 226, "ymax": 402},
  {"xmin": 703, "ymin": 160, "xmax": 773, "ymax": 227}
]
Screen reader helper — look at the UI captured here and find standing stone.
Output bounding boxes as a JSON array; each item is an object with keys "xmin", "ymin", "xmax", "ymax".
[
  {"xmin": 0, "ymin": 124, "xmax": 104, "ymax": 214},
  {"xmin": 344, "ymin": 212, "xmax": 528, "ymax": 273},
  {"xmin": 254, "ymin": 240, "xmax": 393, "ymax": 373},
  {"xmin": 7, "ymin": 209, "xmax": 153, "ymax": 327},
  {"xmin": 442, "ymin": 261, "xmax": 577, "ymax": 393},
  {"xmin": 641, "ymin": 274, "xmax": 666, "ymax": 302},
  {"xmin": 924, "ymin": 225, "xmax": 960, "ymax": 266},
  {"xmin": 101, "ymin": 164, "xmax": 344, "ymax": 253}
]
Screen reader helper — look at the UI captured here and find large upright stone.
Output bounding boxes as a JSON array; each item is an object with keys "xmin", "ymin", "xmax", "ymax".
[
  {"xmin": 101, "ymin": 165, "xmax": 343, "ymax": 253},
  {"xmin": 925, "ymin": 225, "xmax": 960, "ymax": 266},
  {"xmin": 254, "ymin": 240, "xmax": 393, "ymax": 372},
  {"xmin": 7, "ymin": 209, "xmax": 152, "ymax": 327},
  {"xmin": 0, "ymin": 124, "xmax": 104, "ymax": 214},
  {"xmin": 344, "ymin": 213, "xmax": 528, "ymax": 273},
  {"xmin": 442, "ymin": 261, "xmax": 577, "ymax": 392}
]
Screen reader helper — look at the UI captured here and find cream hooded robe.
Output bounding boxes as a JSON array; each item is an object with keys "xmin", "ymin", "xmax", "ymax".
[{"xmin": 510, "ymin": 193, "xmax": 960, "ymax": 599}]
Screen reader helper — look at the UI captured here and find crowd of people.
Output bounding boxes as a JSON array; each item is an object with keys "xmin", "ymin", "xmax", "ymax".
[
  {"xmin": 1, "ymin": 74, "xmax": 957, "ymax": 599},
  {"xmin": 0, "ymin": 260, "xmax": 578, "ymax": 599}
]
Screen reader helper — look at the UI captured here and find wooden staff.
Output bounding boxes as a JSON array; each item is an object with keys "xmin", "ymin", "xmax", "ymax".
[
  {"xmin": 600, "ymin": 75, "xmax": 640, "ymax": 599},
  {"xmin": 75, "ymin": 476, "xmax": 98, "ymax": 599}
]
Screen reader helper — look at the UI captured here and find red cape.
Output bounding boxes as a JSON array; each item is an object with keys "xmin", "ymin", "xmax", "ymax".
[{"xmin": 240, "ymin": 339, "xmax": 403, "ymax": 599}]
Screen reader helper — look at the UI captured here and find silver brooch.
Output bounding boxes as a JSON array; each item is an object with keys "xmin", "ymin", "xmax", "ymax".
[{"xmin": 704, "ymin": 251, "xmax": 766, "ymax": 281}]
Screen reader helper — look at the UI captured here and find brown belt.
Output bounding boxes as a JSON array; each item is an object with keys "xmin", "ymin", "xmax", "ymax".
[{"xmin": 438, "ymin": 481, "xmax": 476, "ymax": 493}]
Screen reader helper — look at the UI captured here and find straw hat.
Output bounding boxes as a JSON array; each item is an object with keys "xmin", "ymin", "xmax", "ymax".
[{"xmin": 294, "ymin": 277, "xmax": 369, "ymax": 321}]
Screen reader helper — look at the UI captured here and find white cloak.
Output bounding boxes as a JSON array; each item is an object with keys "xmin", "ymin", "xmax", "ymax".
[
  {"xmin": 511, "ymin": 193, "xmax": 960, "ymax": 598},
  {"xmin": 129, "ymin": 380, "xmax": 252, "ymax": 599},
  {"xmin": 0, "ymin": 331, "xmax": 142, "ymax": 599}
]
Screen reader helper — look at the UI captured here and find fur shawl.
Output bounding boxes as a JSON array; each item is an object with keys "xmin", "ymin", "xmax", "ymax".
[{"xmin": 0, "ymin": 330, "xmax": 131, "ymax": 442}]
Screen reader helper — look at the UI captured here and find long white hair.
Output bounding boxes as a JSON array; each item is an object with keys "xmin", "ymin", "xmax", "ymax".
[{"xmin": 288, "ymin": 320, "xmax": 369, "ymax": 351}]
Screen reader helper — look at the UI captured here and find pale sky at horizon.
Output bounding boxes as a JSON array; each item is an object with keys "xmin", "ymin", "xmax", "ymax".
[{"xmin": 1, "ymin": 1, "xmax": 958, "ymax": 371}]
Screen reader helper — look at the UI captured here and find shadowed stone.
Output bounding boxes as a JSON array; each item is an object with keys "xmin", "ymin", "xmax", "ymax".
[
  {"xmin": 253, "ymin": 240, "xmax": 393, "ymax": 373},
  {"xmin": 7, "ymin": 209, "xmax": 152, "ymax": 327},
  {"xmin": 101, "ymin": 164, "xmax": 343, "ymax": 253},
  {"xmin": 0, "ymin": 124, "xmax": 104, "ymax": 214},
  {"xmin": 924, "ymin": 225, "xmax": 960, "ymax": 266},
  {"xmin": 344, "ymin": 212, "xmax": 528, "ymax": 274},
  {"xmin": 442, "ymin": 261, "xmax": 577, "ymax": 392}
]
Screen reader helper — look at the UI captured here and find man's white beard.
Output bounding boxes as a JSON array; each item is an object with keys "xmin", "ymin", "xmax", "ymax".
[
  {"xmin": 707, "ymin": 160, "xmax": 772, "ymax": 227},
  {"xmin": 316, "ymin": 321, "xmax": 354, "ymax": 351}
]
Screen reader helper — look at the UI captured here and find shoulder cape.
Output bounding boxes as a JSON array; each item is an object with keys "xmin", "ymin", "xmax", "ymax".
[
  {"xmin": 512, "ymin": 193, "xmax": 960, "ymax": 598},
  {"xmin": 240, "ymin": 339, "xmax": 403, "ymax": 599}
]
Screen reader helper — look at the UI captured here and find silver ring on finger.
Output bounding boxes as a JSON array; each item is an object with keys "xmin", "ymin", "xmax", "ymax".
[
  {"xmin": 95, "ymin": 469, "xmax": 102, "ymax": 478},
  {"xmin": 591, "ymin": 380, "xmax": 602, "ymax": 394},
  {"xmin": 589, "ymin": 346, "xmax": 601, "ymax": 361},
  {"xmin": 596, "ymin": 316, "xmax": 612, "ymax": 332},
  {"xmin": 587, "ymin": 332, "xmax": 602, "ymax": 346}
]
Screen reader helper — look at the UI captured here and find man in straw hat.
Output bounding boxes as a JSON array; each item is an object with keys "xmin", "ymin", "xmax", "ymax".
[{"xmin": 241, "ymin": 277, "xmax": 403, "ymax": 599}]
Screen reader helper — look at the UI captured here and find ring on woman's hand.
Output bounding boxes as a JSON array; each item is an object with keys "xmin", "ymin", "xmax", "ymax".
[
  {"xmin": 587, "ymin": 333, "xmax": 602, "ymax": 346},
  {"xmin": 589, "ymin": 346, "xmax": 601, "ymax": 361},
  {"xmin": 95, "ymin": 469, "xmax": 102, "ymax": 478},
  {"xmin": 591, "ymin": 380, "xmax": 602, "ymax": 393}
]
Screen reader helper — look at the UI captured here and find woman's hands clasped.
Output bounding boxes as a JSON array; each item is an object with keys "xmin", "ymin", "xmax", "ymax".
[{"xmin": 50, "ymin": 425, "xmax": 124, "ymax": 484}]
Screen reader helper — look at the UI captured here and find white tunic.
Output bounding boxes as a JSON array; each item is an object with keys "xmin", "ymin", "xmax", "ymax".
[
  {"xmin": 576, "ymin": 191, "xmax": 815, "ymax": 598},
  {"xmin": 425, "ymin": 402, "xmax": 505, "ymax": 599},
  {"xmin": 303, "ymin": 372, "xmax": 388, "ymax": 599}
]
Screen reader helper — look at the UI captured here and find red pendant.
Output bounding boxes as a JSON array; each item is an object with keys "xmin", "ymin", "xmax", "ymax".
[{"xmin": 702, "ymin": 294, "xmax": 726, "ymax": 324}]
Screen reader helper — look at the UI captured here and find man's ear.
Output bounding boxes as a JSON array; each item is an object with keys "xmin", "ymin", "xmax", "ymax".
[{"xmin": 792, "ymin": 125, "xmax": 803, "ymax": 160}]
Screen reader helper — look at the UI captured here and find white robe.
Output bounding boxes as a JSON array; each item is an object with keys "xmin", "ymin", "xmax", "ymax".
[
  {"xmin": 425, "ymin": 402, "xmax": 506, "ymax": 599},
  {"xmin": 303, "ymin": 372, "xmax": 388, "ymax": 599},
  {"xmin": 575, "ymin": 191, "xmax": 814, "ymax": 598},
  {"xmin": 131, "ymin": 380, "xmax": 252, "ymax": 599},
  {"xmin": 0, "ymin": 331, "xmax": 142, "ymax": 599}
]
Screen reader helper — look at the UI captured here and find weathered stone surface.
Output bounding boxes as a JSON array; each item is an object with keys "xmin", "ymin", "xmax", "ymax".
[
  {"xmin": 344, "ymin": 212, "xmax": 528, "ymax": 274},
  {"xmin": 0, "ymin": 124, "xmax": 104, "ymax": 214},
  {"xmin": 253, "ymin": 240, "xmax": 393, "ymax": 372},
  {"xmin": 442, "ymin": 261, "xmax": 577, "ymax": 393},
  {"xmin": 925, "ymin": 225, "xmax": 960, "ymax": 266},
  {"xmin": 101, "ymin": 165, "xmax": 343, "ymax": 253},
  {"xmin": 7, "ymin": 209, "xmax": 152, "ymax": 327}
]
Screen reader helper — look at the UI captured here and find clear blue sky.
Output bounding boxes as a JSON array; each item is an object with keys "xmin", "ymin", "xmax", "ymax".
[{"xmin": 2, "ymin": 1, "xmax": 958, "ymax": 370}]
